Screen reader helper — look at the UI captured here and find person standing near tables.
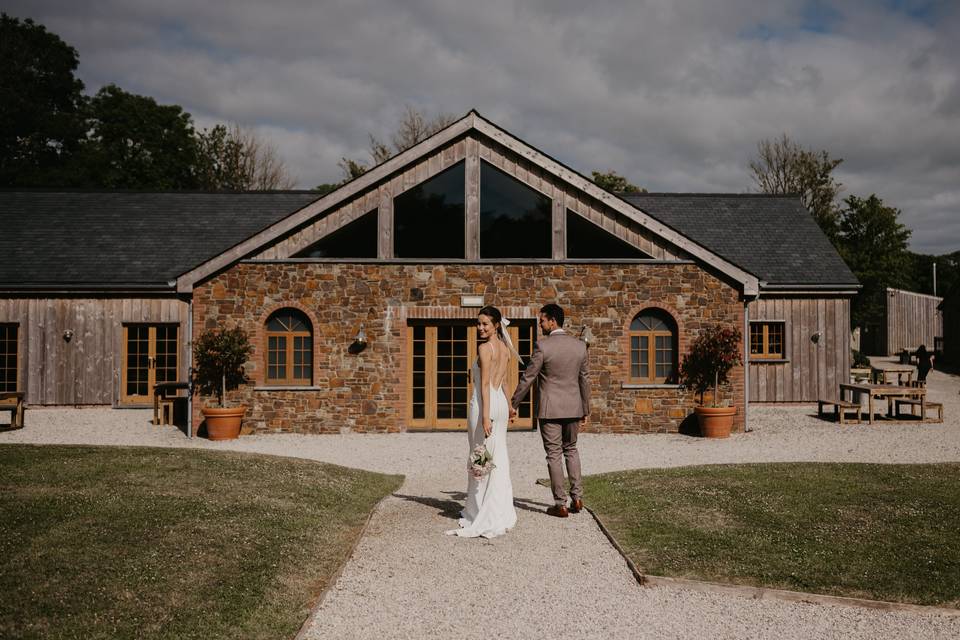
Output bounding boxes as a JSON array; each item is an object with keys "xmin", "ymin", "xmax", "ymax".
[{"xmin": 914, "ymin": 345, "xmax": 935, "ymax": 383}]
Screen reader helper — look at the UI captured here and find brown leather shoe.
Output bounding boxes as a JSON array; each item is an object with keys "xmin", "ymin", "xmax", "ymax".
[
  {"xmin": 546, "ymin": 504, "xmax": 569, "ymax": 518},
  {"xmin": 569, "ymin": 498, "xmax": 584, "ymax": 513}
]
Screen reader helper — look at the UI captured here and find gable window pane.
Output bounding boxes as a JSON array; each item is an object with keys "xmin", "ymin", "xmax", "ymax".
[
  {"xmin": 480, "ymin": 162, "xmax": 551, "ymax": 258},
  {"xmin": 566, "ymin": 210, "xmax": 651, "ymax": 259},
  {"xmin": 394, "ymin": 162, "xmax": 465, "ymax": 258},
  {"xmin": 294, "ymin": 209, "xmax": 378, "ymax": 258},
  {"xmin": 0, "ymin": 325, "xmax": 17, "ymax": 392}
]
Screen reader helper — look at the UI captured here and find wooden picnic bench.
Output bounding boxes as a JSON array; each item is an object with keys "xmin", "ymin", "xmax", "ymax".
[
  {"xmin": 894, "ymin": 398, "xmax": 944, "ymax": 423},
  {"xmin": 0, "ymin": 391, "xmax": 25, "ymax": 429},
  {"xmin": 817, "ymin": 398, "xmax": 862, "ymax": 424},
  {"xmin": 153, "ymin": 382, "xmax": 190, "ymax": 426},
  {"xmin": 839, "ymin": 383, "xmax": 927, "ymax": 424}
]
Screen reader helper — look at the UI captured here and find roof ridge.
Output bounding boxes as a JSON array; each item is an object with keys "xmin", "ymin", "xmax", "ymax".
[
  {"xmin": 622, "ymin": 192, "xmax": 802, "ymax": 198},
  {"xmin": 0, "ymin": 188, "xmax": 322, "ymax": 195}
]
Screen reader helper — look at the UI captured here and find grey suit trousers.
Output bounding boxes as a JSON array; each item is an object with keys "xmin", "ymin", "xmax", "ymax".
[{"xmin": 540, "ymin": 418, "xmax": 582, "ymax": 505}]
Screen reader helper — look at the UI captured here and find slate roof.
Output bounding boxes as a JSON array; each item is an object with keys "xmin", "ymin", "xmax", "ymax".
[
  {"xmin": 0, "ymin": 191, "xmax": 319, "ymax": 289},
  {"xmin": 0, "ymin": 190, "xmax": 857, "ymax": 290},
  {"xmin": 622, "ymin": 193, "xmax": 858, "ymax": 287}
]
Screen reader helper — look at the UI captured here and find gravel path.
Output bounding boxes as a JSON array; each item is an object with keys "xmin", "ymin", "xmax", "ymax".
[{"xmin": 3, "ymin": 361, "xmax": 959, "ymax": 639}]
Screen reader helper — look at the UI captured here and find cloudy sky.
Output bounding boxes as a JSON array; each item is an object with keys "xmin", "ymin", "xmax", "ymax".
[{"xmin": 9, "ymin": 0, "xmax": 960, "ymax": 255}]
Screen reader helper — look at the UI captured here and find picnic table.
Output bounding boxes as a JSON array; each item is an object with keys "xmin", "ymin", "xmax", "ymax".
[
  {"xmin": 839, "ymin": 382, "xmax": 925, "ymax": 424},
  {"xmin": 870, "ymin": 364, "xmax": 915, "ymax": 385},
  {"xmin": 0, "ymin": 391, "xmax": 25, "ymax": 429},
  {"xmin": 153, "ymin": 382, "xmax": 190, "ymax": 425}
]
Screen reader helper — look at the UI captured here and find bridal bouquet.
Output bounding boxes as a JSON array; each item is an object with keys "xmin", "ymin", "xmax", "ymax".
[{"xmin": 468, "ymin": 443, "xmax": 496, "ymax": 478}]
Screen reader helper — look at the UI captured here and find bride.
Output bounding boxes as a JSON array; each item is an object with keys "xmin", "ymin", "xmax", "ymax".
[{"xmin": 446, "ymin": 305, "xmax": 518, "ymax": 538}]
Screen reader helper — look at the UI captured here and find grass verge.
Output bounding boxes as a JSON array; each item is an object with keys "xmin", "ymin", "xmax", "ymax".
[
  {"xmin": 0, "ymin": 444, "xmax": 403, "ymax": 640},
  {"xmin": 584, "ymin": 463, "xmax": 960, "ymax": 607}
]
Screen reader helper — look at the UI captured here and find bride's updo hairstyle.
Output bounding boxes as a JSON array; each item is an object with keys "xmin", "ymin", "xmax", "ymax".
[{"xmin": 477, "ymin": 305, "xmax": 505, "ymax": 341}]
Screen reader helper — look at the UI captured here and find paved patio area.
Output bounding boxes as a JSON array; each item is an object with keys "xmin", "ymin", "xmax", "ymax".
[{"xmin": 2, "ymin": 362, "xmax": 959, "ymax": 639}]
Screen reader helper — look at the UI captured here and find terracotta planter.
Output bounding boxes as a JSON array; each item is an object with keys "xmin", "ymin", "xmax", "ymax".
[
  {"xmin": 694, "ymin": 405, "xmax": 737, "ymax": 438},
  {"xmin": 202, "ymin": 406, "xmax": 247, "ymax": 441}
]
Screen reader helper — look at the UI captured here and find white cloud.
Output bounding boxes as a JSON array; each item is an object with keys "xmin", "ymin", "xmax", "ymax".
[{"xmin": 7, "ymin": 0, "xmax": 960, "ymax": 253}]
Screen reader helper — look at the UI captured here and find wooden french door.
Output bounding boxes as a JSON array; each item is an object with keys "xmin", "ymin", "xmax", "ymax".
[
  {"xmin": 407, "ymin": 320, "xmax": 536, "ymax": 430},
  {"xmin": 121, "ymin": 324, "xmax": 179, "ymax": 405}
]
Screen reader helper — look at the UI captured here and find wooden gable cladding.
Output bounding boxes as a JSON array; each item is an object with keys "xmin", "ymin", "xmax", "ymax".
[{"xmin": 254, "ymin": 134, "xmax": 682, "ymax": 262}]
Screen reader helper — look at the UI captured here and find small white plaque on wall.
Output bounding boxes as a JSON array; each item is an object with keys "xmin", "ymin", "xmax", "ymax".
[{"xmin": 460, "ymin": 295, "xmax": 484, "ymax": 307}]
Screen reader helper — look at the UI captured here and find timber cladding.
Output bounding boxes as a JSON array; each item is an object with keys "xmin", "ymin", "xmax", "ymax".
[
  {"xmin": 884, "ymin": 288, "xmax": 943, "ymax": 356},
  {"xmin": 192, "ymin": 261, "xmax": 745, "ymax": 435},
  {"xmin": 0, "ymin": 297, "xmax": 189, "ymax": 406},
  {"xmin": 747, "ymin": 297, "xmax": 851, "ymax": 403}
]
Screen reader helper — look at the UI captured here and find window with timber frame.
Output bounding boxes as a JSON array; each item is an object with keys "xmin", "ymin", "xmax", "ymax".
[
  {"xmin": 629, "ymin": 309, "xmax": 677, "ymax": 384},
  {"xmin": 566, "ymin": 210, "xmax": 651, "ymax": 259},
  {"xmin": 394, "ymin": 162, "xmax": 465, "ymax": 258},
  {"xmin": 294, "ymin": 210, "xmax": 378, "ymax": 258},
  {"xmin": 750, "ymin": 321, "xmax": 785, "ymax": 359},
  {"xmin": 266, "ymin": 309, "xmax": 313, "ymax": 385},
  {"xmin": 480, "ymin": 162, "xmax": 552, "ymax": 258},
  {"xmin": 0, "ymin": 324, "xmax": 18, "ymax": 392}
]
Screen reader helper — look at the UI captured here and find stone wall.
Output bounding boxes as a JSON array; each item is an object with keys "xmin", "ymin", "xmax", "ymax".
[{"xmin": 192, "ymin": 262, "xmax": 745, "ymax": 434}]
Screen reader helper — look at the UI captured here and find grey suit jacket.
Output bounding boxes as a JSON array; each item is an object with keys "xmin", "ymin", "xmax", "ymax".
[{"xmin": 511, "ymin": 330, "xmax": 590, "ymax": 420}]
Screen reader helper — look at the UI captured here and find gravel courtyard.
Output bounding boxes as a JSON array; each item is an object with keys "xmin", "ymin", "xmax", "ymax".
[{"xmin": 3, "ymin": 364, "xmax": 959, "ymax": 639}]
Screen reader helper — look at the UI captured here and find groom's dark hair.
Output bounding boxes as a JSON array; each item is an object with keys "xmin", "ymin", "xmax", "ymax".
[{"xmin": 540, "ymin": 303, "xmax": 564, "ymax": 327}]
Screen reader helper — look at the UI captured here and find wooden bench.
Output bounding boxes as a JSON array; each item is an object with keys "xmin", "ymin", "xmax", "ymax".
[
  {"xmin": 895, "ymin": 398, "xmax": 943, "ymax": 423},
  {"xmin": 0, "ymin": 391, "xmax": 25, "ymax": 429},
  {"xmin": 818, "ymin": 398, "xmax": 862, "ymax": 424}
]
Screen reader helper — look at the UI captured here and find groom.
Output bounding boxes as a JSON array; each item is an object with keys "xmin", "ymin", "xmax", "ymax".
[{"xmin": 511, "ymin": 303, "xmax": 590, "ymax": 518}]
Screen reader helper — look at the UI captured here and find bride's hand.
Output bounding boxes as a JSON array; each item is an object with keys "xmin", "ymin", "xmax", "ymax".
[
  {"xmin": 508, "ymin": 406, "xmax": 517, "ymax": 422},
  {"xmin": 483, "ymin": 420, "xmax": 493, "ymax": 437}
]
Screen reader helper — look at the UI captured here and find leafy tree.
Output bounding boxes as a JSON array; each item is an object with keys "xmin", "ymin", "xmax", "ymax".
[
  {"xmin": 195, "ymin": 123, "xmax": 296, "ymax": 191},
  {"xmin": 905, "ymin": 250, "xmax": 960, "ymax": 298},
  {"xmin": 750, "ymin": 134, "xmax": 843, "ymax": 243},
  {"xmin": 313, "ymin": 183, "xmax": 339, "ymax": 195},
  {"xmin": 591, "ymin": 170, "xmax": 646, "ymax": 193},
  {"xmin": 837, "ymin": 194, "xmax": 912, "ymax": 329},
  {"xmin": 339, "ymin": 106, "xmax": 455, "ymax": 180},
  {"xmin": 0, "ymin": 13, "xmax": 86, "ymax": 186},
  {"xmin": 76, "ymin": 84, "xmax": 199, "ymax": 189}
]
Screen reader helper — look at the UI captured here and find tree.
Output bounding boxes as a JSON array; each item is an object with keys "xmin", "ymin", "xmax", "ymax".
[
  {"xmin": 195, "ymin": 123, "xmax": 296, "ymax": 191},
  {"xmin": 76, "ymin": 84, "xmax": 200, "ymax": 189},
  {"xmin": 339, "ymin": 106, "xmax": 456, "ymax": 180},
  {"xmin": 0, "ymin": 13, "xmax": 86, "ymax": 186},
  {"xmin": 905, "ymin": 250, "xmax": 960, "ymax": 298},
  {"xmin": 591, "ymin": 170, "xmax": 646, "ymax": 193},
  {"xmin": 750, "ymin": 134, "xmax": 843, "ymax": 243},
  {"xmin": 837, "ymin": 194, "xmax": 912, "ymax": 329}
]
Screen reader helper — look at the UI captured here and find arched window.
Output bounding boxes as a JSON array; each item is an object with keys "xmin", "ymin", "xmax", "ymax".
[
  {"xmin": 629, "ymin": 309, "xmax": 677, "ymax": 384},
  {"xmin": 265, "ymin": 309, "xmax": 312, "ymax": 385}
]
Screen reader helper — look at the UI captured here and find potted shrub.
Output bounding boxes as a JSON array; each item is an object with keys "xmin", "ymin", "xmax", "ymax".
[
  {"xmin": 193, "ymin": 326, "xmax": 252, "ymax": 440},
  {"xmin": 679, "ymin": 325, "xmax": 743, "ymax": 438}
]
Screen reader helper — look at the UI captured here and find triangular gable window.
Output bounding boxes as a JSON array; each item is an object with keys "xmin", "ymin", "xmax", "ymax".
[
  {"xmin": 294, "ymin": 209, "xmax": 378, "ymax": 258},
  {"xmin": 394, "ymin": 162, "xmax": 465, "ymax": 259},
  {"xmin": 480, "ymin": 162, "xmax": 551, "ymax": 258},
  {"xmin": 566, "ymin": 210, "xmax": 651, "ymax": 259}
]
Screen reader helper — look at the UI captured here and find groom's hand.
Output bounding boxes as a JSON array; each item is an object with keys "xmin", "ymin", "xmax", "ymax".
[{"xmin": 509, "ymin": 406, "xmax": 517, "ymax": 422}]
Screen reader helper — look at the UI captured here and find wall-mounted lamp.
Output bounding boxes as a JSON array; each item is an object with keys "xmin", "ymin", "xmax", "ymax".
[
  {"xmin": 349, "ymin": 324, "xmax": 368, "ymax": 354},
  {"xmin": 578, "ymin": 325, "xmax": 594, "ymax": 346},
  {"xmin": 811, "ymin": 331, "xmax": 822, "ymax": 344},
  {"xmin": 63, "ymin": 329, "xmax": 74, "ymax": 342}
]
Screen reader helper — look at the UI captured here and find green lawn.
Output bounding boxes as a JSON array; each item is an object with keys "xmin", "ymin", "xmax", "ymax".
[
  {"xmin": 584, "ymin": 463, "xmax": 960, "ymax": 607},
  {"xmin": 0, "ymin": 445, "xmax": 403, "ymax": 640}
]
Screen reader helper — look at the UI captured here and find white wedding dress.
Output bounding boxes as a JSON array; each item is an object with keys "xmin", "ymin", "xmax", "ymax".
[{"xmin": 446, "ymin": 358, "xmax": 517, "ymax": 538}]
